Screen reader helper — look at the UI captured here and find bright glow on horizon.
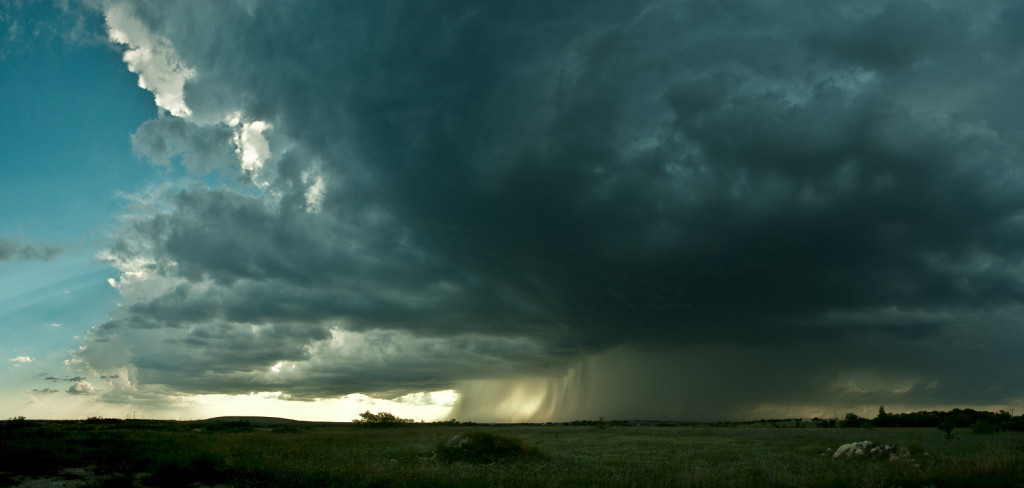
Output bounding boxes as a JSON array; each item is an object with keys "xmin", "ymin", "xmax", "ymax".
[
  {"xmin": 3, "ymin": 389, "xmax": 459, "ymax": 422},
  {"xmin": 181, "ymin": 391, "xmax": 456, "ymax": 422}
]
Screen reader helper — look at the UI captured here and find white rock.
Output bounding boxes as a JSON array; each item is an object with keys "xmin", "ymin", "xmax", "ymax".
[
  {"xmin": 447, "ymin": 435, "xmax": 469, "ymax": 448},
  {"xmin": 832, "ymin": 440, "xmax": 874, "ymax": 458}
]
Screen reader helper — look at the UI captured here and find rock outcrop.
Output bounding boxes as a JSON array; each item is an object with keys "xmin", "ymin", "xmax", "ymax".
[{"xmin": 830, "ymin": 440, "xmax": 913, "ymax": 461}]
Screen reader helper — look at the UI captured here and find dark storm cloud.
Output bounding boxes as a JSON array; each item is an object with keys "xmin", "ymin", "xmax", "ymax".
[
  {"xmin": 0, "ymin": 238, "xmax": 62, "ymax": 263},
  {"xmin": 79, "ymin": 0, "xmax": 1024, "ymax": 417},
  {"xmin": 44, "ymin": 376, "xmax": 87, "ymax": 383},
  {"xmin": 806, "ymin": 0, "xmax": 964, "ymax": 73}
]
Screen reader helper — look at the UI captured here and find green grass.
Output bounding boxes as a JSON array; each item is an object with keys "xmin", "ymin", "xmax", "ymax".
[
  {"xmin": 1, "ymin": 420, "xmax": 1022, "ymax": 487},
  {"xmin": 435, "ymin": 431, "xmax": 544, "ymax": 464}
]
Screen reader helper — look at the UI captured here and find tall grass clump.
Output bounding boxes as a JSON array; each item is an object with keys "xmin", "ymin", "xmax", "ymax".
[
  {"xmin": 148, "ymin": 451, "xmax": 231, "ymax": 488},
  {"xmin": 435, "ymin": 431, "xmax": 543, "ymax": 464}
]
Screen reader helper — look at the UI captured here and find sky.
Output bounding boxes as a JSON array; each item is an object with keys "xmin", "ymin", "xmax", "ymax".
[{"xmin": 2, "ymin": 0, "xmax": 1024, "ymax": 423}]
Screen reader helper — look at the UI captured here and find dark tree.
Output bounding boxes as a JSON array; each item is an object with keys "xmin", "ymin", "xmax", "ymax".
[
  {"xmin": 874, "ymin": 406, "xmax": 896, "ymax": 427},
  {"xmin": 352, "ymin": 411, "xmax": 413, "ymax": 427}
]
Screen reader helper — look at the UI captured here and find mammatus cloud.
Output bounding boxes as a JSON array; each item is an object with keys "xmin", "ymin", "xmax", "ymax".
[
  {"xmin": 0, "ymin": 239, "xmax": 61, "ymax": 263},
  {"xmin": 72, "ymin": 0, "xmax": 1024, "ymax": 420}
]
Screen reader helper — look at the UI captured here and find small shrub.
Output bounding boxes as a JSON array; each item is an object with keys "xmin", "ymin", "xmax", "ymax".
[
  {"xmin": 938, "ymin": 418, "xmax": 957, "ymax": 439},
  {"xmin": 840, "ymin": 413, "xmax": 872, "ymax": 428},
  {"xmin": 435, "ymin": 431, "xmax": 542, "ymax": 464},
  {"xmin": 970, "ymin": 420, "xmax": 999, "ymax": 435}
]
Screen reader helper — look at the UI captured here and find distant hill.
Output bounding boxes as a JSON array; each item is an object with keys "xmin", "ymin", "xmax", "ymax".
[{"xmin": 199, "ymin": 416, "xmax": 309, "ymax": 425}]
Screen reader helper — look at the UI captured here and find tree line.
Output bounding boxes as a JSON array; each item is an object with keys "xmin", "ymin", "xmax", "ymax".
[{"xmin": 816, "ymin": 407, "xmax": 1024, "ymax": 433}]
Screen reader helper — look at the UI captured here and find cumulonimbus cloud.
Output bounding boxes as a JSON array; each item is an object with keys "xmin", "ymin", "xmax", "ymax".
[{"xmin": 76, "ymin": 0, "xmax": 1024, "ymax": 420}]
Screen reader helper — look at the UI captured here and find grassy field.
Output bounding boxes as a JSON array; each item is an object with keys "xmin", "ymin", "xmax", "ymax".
[{"xmin": 2, "ymin": 419, "xmax": 1023, "ymax": 487}]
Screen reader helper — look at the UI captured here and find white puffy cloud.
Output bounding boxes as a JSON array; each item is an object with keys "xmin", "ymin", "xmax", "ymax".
[
  {"xmin": 67, "ymin": 381, "xmax": 98, "ymax": 395},
  {"xmin": 232, "ymin": 120, "xmax": 273, "ymax": 184},
  {"xmin": 104, "ymin": 3, "xmax": 194, "ymax": 117}
]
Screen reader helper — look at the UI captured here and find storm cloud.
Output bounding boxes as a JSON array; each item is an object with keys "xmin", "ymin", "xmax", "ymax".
[{"xmin": 77, "ymin": 0, "xmax": 1024, "ymax": 420}]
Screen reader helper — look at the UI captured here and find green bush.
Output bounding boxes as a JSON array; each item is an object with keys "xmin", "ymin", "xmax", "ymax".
[
  {"xmin": 435, "ymin": 431, "xmax": 542, "ymax": 464},
  {"xmin": 840, "ymin": 413, "xmax": 872, "ymax": 428},
  {"xmin": 938, "ymin": 418, "xmax": 957, "ymax": 439},
  {"xmin": 352, "ymin": 411, "xmax": 413, "ymax": 427},
  {"xmin": 970, "ymin": 420, "xmax": 999, "ymax": 435}
]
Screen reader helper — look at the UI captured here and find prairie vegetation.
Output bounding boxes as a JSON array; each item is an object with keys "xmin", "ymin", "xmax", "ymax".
[{"xmin": 1, "ymin": 416, "xmax": 1023, "ymax": 487}]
